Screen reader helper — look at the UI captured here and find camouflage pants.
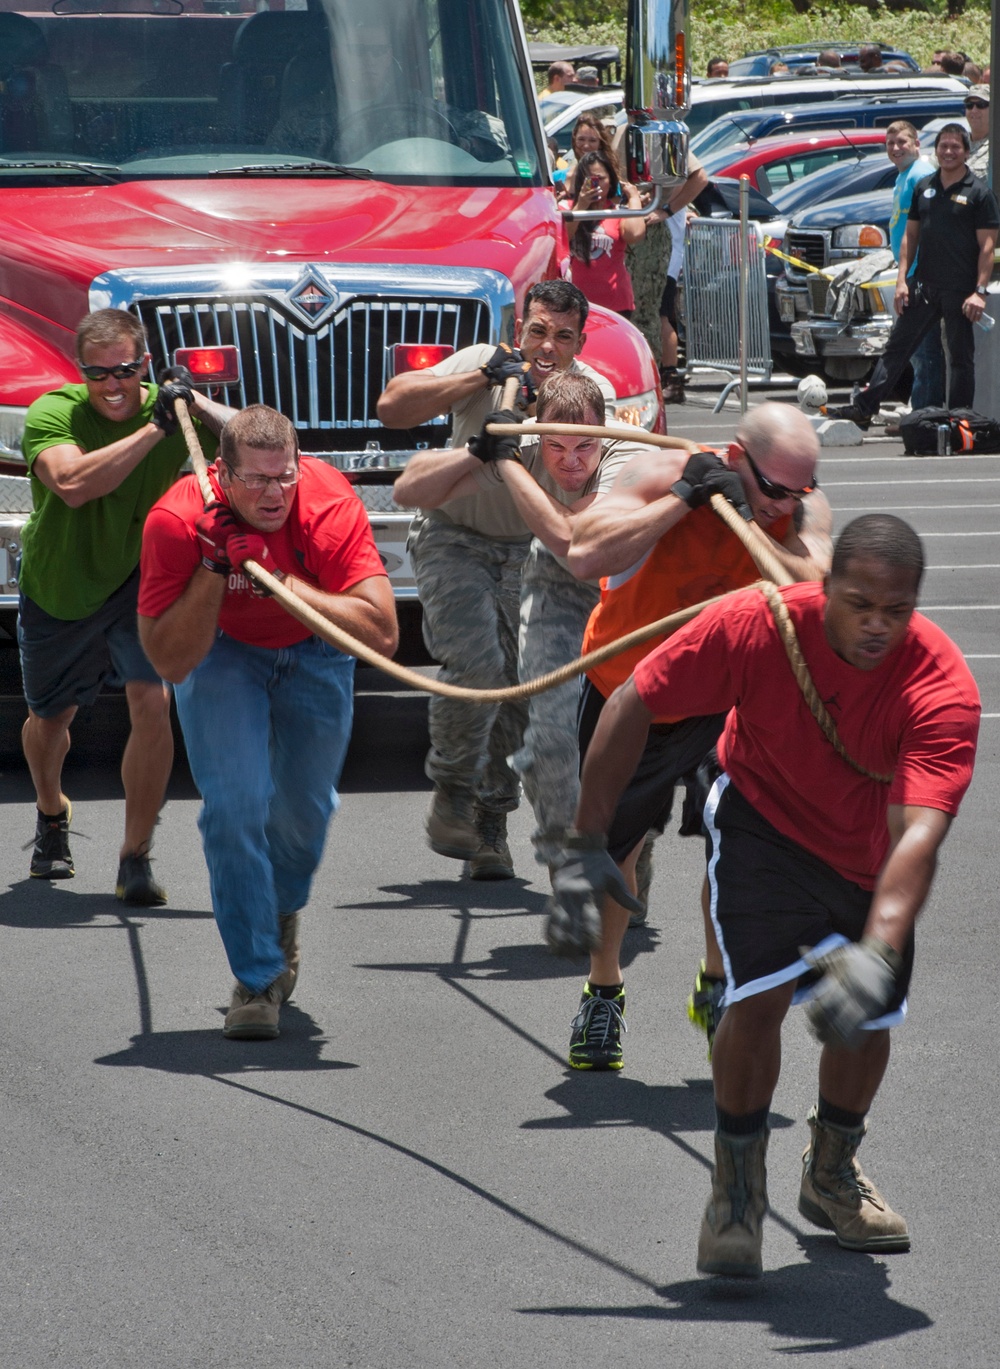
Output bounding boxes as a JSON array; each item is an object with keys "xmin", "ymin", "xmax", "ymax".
[
  {"xmin": 409, "ymin": 515, "xmax": 529, "ymax": 814},
  {"xmin": 512, "ymin": 540, "xmax": 599, "ymax": 865}
]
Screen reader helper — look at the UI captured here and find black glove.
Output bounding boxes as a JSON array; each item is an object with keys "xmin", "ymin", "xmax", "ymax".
[
  {"xmin": 671, "ymin": 451, "xmax": 727, "ymax": 506},
  {"xmin": 481, "ymin": 343, "xmax": 528, "ymax": 386},
  {"xmin": 467, "ymin": 409, "xmax": 522, "ymax": 464},
  {"xmin": 159, "ymin": 363, "xmax": 196, "ymax": 391},
  {"xmin": 802, "ymin": 936, "xmax": 902, "ymax": 1049},
  {"xmin": 545, "ymin": 831, "xmax": 643, "ymax": 959},
  {"xmin": 480, "ymin": 345, "xmax": 537, "ymax": 406},
  {"xmin": 697, "ymin": 466, "xmax": 754, "ymax": 522},
  {"xmin": 151, "ymin": 368, "xmax": 196, "ymax": 436},
  {"xmin": 671, "ymin": 451, "xmax": 753, "ymax": 521},
  {"xmin": 195, "ymin": 500, "xmax": 240, "ymax": 574}
]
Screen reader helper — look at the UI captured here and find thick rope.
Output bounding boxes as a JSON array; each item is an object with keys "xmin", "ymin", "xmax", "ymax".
[
  {"xmin": 175, "ymin": 401, "xmax": 888, "ymax": 779},
  {"xmin": 757, "ymin": 581, "xmax": 892, "ymax": 784},
  {"xmin": 174, "ymin": 405, "xmax": 784, "ymax": 700}
]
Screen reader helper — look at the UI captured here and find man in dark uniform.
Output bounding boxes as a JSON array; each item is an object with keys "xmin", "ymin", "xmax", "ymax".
[{"xmin": 830, "ymin": 124, "xmax": 999, "ymax": 428}]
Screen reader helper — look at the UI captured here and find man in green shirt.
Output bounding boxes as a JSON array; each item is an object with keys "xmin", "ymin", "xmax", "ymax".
[{"xmin": 19, "ymin": 308, "xmax": 235, "ymax": 901}]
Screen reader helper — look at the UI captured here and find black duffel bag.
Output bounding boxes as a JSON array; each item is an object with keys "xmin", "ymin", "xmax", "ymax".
[{"xmin": 900, "ymin": 407, "xmax": 1000, "ymax": 455}]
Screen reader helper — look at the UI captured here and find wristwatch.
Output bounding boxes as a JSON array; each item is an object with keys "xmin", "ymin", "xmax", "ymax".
[{"xmin": 974, "ymin": 287, "xmax": 987, "ymax": 297}]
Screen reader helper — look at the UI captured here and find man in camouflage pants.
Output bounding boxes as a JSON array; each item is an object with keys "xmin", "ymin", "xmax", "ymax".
[
  {"xmin": 379, "ymin": 281, "xmax": 614, "ymax": 878},
  {"xmin": 393, "ymin": 371, "xmax": 645, "ymax": 877}
]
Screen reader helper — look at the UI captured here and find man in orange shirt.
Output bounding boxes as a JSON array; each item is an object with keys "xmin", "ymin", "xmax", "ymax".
[{"xmin": 558, "ymin": 402, "xmax": 831, "ymax": 1070}]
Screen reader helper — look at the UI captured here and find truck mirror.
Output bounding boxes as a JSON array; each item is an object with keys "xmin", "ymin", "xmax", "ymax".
[
  {"xmin": 626, "ymin": 0, "xmax": 689, "ymax": 117},
  {"xmin": 625, "ymin": 123, "xmax": 688, "ymax": 186},
  {"xmin": 625, "ymin": 0, "xmax": 689, "ymax": 188}
]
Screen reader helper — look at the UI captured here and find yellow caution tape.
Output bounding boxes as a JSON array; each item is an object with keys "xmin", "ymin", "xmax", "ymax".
[{"xmin": 763, "ymin": 238, "xmax": 891, "ymax": 293}]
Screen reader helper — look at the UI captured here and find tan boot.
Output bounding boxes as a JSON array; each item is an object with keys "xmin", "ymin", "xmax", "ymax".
[
  {"xmin": 799, "ymin": 1106, "xmax": 910, "ymax": 1252},
  {"xmin": 469, "ymin": 810, "xmax": 514, "ymax": 880},
  {"xmin": 425, "ymin": 789, "xmax": 479, "ymax": 859},
  {"xmin": 697, "ymin": 1128, "xmax": 769, "ymax": 1278},
  {"xmin": 274, "ymin": 913, "xmax": 300, "ymax": 1002},
  {"xmin": 223, "ymin": 980, "xmax": 282, "ymax": 1040}
]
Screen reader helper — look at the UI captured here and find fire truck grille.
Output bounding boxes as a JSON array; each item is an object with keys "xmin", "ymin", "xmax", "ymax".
[{"xmin": 135, "ymin": 295, "xmax": 491, "ymax": 441}]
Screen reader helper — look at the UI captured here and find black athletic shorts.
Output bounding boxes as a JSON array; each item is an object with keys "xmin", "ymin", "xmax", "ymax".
[
  {"xmin": 703, "ymin": 771, "xmax": 913, "ymax": 1026},
  {"xmin": 578, "ymin": 678, "xmax": 726, "ymax": 863},
  {"xmin": 658, "ymin": 275, "xmax": 678, "ymax": 326}
]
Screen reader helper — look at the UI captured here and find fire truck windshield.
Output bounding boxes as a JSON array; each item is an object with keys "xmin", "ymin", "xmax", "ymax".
[{"xmin": 0, "ymin": 0, "xmax": 543, "ymax": 184}]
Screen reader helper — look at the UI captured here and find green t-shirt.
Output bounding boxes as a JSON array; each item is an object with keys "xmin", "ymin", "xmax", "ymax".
[{"xmin": 19, "ymin": 383, "xmax": 216, "ymax": 620}]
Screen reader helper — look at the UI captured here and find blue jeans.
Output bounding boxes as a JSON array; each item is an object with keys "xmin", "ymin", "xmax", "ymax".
[{"xmin": 175, "ymin": 631, "xmax": 355, "ymax": 993}]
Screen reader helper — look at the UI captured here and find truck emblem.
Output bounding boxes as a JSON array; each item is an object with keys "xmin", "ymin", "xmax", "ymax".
[{"xmin": 285, "ymin": 268, "xmax": 339, "ymax": 327}]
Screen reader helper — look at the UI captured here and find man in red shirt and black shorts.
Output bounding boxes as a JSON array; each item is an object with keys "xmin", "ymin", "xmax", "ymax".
[
  {"xmin": 549, "ymin": 514, "xmax": 979, "ymax": 1276},
  {"xmin": 137, "ymin": 405, "xmax": 397, "ymax": 1040}
]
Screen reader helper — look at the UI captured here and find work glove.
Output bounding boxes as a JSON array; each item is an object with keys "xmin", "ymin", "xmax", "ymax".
[
  {"xmin": 467, "ymin": 409, "xmax": 523, "ymax": 464},
  {"xmin": 480, "ymin": 345, "xmax": 537, "ymax": 405},
  {"xmin": 545, "ymin": 831, "xmax": 643, "ymax": 958},
  {"xmin": 151, "ymin": 366, "xmax": 196, "ymax": 436},
  {"xmin": 697, "ymin": 466, "xmax": 754, "ymax": 522},
  {"xmin": 226, "ymin": 531, "xmax": 280, "ymax": 596},
  {"xmin": 671, "ymin": 451, "xmax": 753, "ymax": 521},
  {"xmin": 195, "ymin": 500, "xmax": 240, "ymax": 574},
  {"xmin": 671, "ymin": 451, "xmax": 728, "ymax": 505},
  {"xmin": 802, "ymin": 936, "xmax": 903, "ymax": 1049},
  {"xmin": 481, "ymin": 343, "xmax": 527, "ymax": 385}
]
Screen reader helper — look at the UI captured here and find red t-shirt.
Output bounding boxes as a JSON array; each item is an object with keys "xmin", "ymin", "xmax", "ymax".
[
  {"xmin": 570, "ymin": 215, "xmax": 635, "ymax": 312},
  {"xmin": 632, "ymin": 580, "xmax": 980, "ymax": 888},
  {"xmin": 139, "ymin": 457, "xmax": 386, "ymax": 649}
]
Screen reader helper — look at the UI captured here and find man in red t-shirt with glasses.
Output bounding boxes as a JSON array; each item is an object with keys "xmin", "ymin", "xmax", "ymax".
[
  {"xmin": 547, "ymin": 513, "xmax": 979, "ymax": 1277},
  {"xmin": 138, "ymin": 405, "xmax": 397, "ymax": 1041}
]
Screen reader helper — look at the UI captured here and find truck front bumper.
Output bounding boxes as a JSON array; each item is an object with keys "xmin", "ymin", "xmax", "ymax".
[{"xmin": 790, "ymin": 317, "xmax": 893, "ymax": 359}]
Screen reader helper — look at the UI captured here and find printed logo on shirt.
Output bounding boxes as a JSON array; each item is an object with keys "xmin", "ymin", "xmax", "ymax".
[
  {"xmin": 923, "ymin": 187, "xmax": 936, "ymax": 199},
  {"xmin": 589, "ymin": 226, "xmax": 614, "ymax": 260}
]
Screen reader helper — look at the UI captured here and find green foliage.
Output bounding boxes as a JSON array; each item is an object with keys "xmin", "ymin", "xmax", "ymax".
[{"xmin": 527, "ymin": 0, "xmax": 992, "ymax": 70}]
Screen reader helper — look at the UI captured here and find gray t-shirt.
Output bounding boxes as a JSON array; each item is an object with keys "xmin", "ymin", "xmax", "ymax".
[{"xmin": 424, "ymin": 343, "xmax": 617, "ymax": 540}]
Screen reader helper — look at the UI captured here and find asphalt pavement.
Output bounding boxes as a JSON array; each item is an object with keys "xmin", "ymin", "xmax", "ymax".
[{"xmin": 1, "ymin": 377, "xmax": 998, "ymax": 1367}]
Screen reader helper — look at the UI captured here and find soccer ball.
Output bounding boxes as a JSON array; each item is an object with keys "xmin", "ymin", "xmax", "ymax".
[{"xmin": 797, "ymin": 374, "xmax": 828, "ymax": 413}]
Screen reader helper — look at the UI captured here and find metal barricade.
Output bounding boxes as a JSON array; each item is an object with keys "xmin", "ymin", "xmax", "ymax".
[{"xmin": 683, "ymin": 212, "xmax": 772, "ymax": 412}]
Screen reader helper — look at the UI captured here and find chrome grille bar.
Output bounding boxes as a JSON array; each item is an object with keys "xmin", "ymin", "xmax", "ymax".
[{"xmin": 136, "ymin": 294, "xmax": 492, "ymax": 432}]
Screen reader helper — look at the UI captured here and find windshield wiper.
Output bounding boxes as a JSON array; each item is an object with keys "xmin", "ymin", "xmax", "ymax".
[
  {"xmin": 0, "ymin": 159, "xmax": 123, "ymax": 183},
  {"xmin": 211, "ymin": 162, "xmax": 373, "ymax": 179}
]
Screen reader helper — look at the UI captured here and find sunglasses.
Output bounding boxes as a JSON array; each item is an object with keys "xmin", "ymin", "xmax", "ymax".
[
  {"xmin": 965, "ymin": 101, "xmax": 989, "ymax": 110},
  {"xmin": 742, "ymin": 448, "xmax": 817, "ymax": 502},
  {"xmin": 80, "ymin": 358, "xmax": 147, "ymax": 382}
]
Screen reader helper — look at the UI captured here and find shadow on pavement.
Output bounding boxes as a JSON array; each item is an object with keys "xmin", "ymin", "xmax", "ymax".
[
  {"xmin": 0, "ymin": 880, "xmax": 212, "ymax": 928},
  {"xmin": 521, "ymin": 1232, "xmax": 932, "ymax": 1352},
  {"xmin": 94, "ymin": 1004, "xmax": 356, "ymax": 1075}
]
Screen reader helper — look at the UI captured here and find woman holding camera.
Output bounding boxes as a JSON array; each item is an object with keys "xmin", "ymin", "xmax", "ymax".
[{"xmin": 565, "ymin": 149, "xmax": 645, "ymax": 318}]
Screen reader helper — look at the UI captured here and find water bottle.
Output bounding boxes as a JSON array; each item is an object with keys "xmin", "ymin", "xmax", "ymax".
[
  {"xmin": 936, "ymin": 423, "xmax": 951, "ymax": 456},
  {"xmin": 976, "ymin": 312, "xmax": 995, "ymax": 333}
]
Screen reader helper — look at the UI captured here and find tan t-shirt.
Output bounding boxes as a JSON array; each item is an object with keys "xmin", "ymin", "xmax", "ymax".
[
  {"xmin": 467, "ymin": 425, "xmax": 648, "ymax": 574},
  {"xmin": 424, "ymin": 343, "xmax": 617, "ymax": 540}
]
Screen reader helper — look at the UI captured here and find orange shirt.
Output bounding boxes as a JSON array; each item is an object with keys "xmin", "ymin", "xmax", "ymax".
[{"xmin": 582, "ymin": 504, "xmax": 791, "ymax": 721}]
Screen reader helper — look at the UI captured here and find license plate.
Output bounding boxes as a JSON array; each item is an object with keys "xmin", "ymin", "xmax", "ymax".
[{"xmin": 778, "ymin": 296, "xmax": 796, "ymax": 323}]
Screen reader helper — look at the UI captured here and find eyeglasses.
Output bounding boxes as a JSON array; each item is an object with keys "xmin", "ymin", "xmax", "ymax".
[
  {"xmin": 742, "ymin": 448, "xmax": 817, "ymax": 502},
  {"xmin": 965, "ymin": 101, "xmax": 989, "ymax": 110},
  {"xmin": 221, "ymin": 459, "xmax": 299, "ymax": 493},
  {"xmin": 80, "ymin": 358, "xmax": 146, "ymax": 382}
]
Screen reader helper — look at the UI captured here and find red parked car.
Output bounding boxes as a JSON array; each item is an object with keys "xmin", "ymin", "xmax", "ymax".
[{"xmin": 700, "ymin": 129, "xmax": 887, "ymax": 200}]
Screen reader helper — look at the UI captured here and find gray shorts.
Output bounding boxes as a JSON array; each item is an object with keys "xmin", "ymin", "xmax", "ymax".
[{"xmin": 18, "ymin": 567, "xmax": 162, "ymax": 717}]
